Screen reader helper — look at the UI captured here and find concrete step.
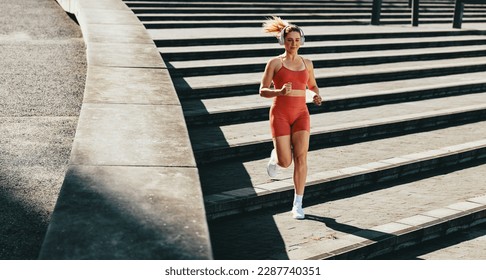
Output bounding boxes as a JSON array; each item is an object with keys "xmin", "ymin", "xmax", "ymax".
[
  {"xmin": 169, "ymin": 45, "xmax": 486, "ymax": 77},
  {"xmin": 164, "ymin": 35, "xmax": 486, "ymax": 62},
  {"xmin": 374, "ymin": 222, "xmax": 486, "ymax": 259},
  {"xmin": 136, "ymin": 12, "xmax": 486, "ymax": 22},
  {"xmin": 182, "ymin": 73, "xmax": 486, "ymax": 126},
  {"xmin": 133, "ymin": 9, "xmax": 486, "ymax": 19},
  {"xmin": 143, "ymin": 18, "xmax": 486, "ymax": 29},
  {"xmin": 149, "ymin": 24, "xmax": 486, "ymax": 44},
  {"xmin": 155, "ymin": 29, "xmax": 483, "ymax": 47},
  {"xmin": 175, "ymin": 56, "xmax": 486, "ymax": 99},
  {"xmin": 202, "ymin": 118, "xmax": 486, "ymax": 220},
  {"xmin": 191, "ymin": 92, "xmax": 486, "ymax": 164},
  {"xmin": 174, "ymin": 33, "xmax": 482, "ymax": 53},
  {"xmin": 126, "ymin": 0, "xmax": 486, "ymax": 13},
  {"xmin": 132, "ymin": 8, "xmax": 404, "ymax": 15},
  {"xmin": 125, "ymin": 0, "xmax": 408, "ymax": 10},
  {"xmin": 163, "ymin": 37, "xmax": 486, "ymax": 68}
]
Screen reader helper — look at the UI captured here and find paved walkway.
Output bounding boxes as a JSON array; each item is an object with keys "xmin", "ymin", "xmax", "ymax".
[{"xmin": 0, "ymin": 0, "xmax": 86, "ymax": 259}]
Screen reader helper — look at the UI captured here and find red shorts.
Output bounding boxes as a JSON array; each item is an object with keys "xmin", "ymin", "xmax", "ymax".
[{"xmin": 269, "ymin": 96, "xmax": 310, "ymax": 138}]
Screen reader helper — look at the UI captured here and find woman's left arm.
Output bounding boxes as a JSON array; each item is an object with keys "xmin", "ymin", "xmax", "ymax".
[{"xmin": 305, "ymin": 59, "xmax": 322, "ymax": 106}]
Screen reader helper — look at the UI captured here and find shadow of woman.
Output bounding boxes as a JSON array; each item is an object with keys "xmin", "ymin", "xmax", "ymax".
[{"xmin": 305, "ymin": 214, "xmax": 394, "ymax": 242}]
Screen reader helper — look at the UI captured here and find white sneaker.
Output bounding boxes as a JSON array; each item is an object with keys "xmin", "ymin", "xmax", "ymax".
[
  {"xmin": 266, "ymin": 149, "xmax": 278, "ymax": 178},
  {"xmin": 291, "ymin": 204, "xmax": 305, "ymax": 220}
]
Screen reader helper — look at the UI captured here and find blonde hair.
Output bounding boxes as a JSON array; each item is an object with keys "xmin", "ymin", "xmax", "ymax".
[
  {"xmin": 262, "ymin": 16, "xmax": 291, "ymax": 36},
  {"xmin": 262, "ymin": 16, "xmax": 302, "ymax": 40}
]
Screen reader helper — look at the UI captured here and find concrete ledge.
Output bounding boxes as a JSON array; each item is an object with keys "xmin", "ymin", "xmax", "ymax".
[
  {"xmin": 41, "ymin": 0, "xmax": 212, "ymax": 259},
  {"xmin": 84, "ymin": 66, "xmax": 180, "ymax": 105}
]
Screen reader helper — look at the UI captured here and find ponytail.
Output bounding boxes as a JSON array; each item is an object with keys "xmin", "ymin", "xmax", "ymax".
[
  {"xmin": 262, "ymin": 16, "xmax": 291, "ymax": 36},
  {"xmin": 262, "ymin": 16, "xmax": 304, "ymax": 45}
]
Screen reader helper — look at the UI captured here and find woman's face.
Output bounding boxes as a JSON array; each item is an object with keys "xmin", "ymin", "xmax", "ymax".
[{"xmin": 284, "ymin": 31, "xmax": 302, "ymax": 52}]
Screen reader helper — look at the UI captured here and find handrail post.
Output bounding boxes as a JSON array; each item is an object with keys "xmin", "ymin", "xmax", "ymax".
[
  {"xmin": 453, "ymin": 0, "xmax": 465, "ymax": 28},
  {"xmin": 412, "ymin": 0, "xmax": 420, "ymax": 26},
  {"xmin": 371, "ymin": 0, "xmax": 383, "ymax": 25}
]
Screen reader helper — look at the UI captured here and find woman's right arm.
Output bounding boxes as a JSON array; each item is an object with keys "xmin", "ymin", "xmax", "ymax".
[{"xmin": 259, "ymin": 59, "xmax": 290, "ymax": 98}]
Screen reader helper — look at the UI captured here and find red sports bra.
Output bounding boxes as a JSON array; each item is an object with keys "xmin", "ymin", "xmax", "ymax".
[{"xmin": 273, "ymin": 57, "xmax": 309, "ymax": 91}]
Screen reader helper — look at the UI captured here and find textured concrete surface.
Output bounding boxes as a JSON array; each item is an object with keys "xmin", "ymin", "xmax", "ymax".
[
  {"xmin": 40, "ymin": 165, "xmax": 209, "ymax": 259},
  {"xmin": 83, "ymin": 66, "xmax": 180, "ymax": 105},
  {"xmin": 0, "ymin": 0, "xmax": 86, "ymax": 259},
  {"xmin": 69, "ymin": 103, "xmax": 195, "ymax": 167}
]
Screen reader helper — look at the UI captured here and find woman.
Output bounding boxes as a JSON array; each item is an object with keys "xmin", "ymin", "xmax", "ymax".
[{"xmin": 259, "ymin": 16, "xmax": 322, "ymax": 220}]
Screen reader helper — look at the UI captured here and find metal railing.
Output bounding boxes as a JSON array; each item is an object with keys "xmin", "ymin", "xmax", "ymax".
[
  {"xmin": 453, "ymin": 0, "xmax": 486, "ymax": 28},
  {"xmin": 371, "ymin": 0, "xmax": 486, "ymax": 28},
  {"xmin": 371, "ymin": 0, "xmax": 421, "ymax": 26}
]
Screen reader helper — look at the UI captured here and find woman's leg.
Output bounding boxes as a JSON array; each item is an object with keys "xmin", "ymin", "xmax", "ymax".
[
  {"xmin": 267, "ymin": 134, "xmax": 292, "ymax": 178},
  {"xmin": 273, "ymin": 135, "xmax": 292, "ymax": 168},
  {"xmin": 290, "ymin": 130, "xmax": 310, "ymax": 219},
  {"xmin": 291, "ymin": 130, "xmax": 310, "ymax": 195}
]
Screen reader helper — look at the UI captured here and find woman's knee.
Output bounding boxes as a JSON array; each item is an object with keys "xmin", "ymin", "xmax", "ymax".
[
  {"xmin": 293, "ymin": 153, "xmax": 307, "ymax": 167},
  {"xmin": 278, "ymin": 155, "xmax": 292, "ymax": 168}
]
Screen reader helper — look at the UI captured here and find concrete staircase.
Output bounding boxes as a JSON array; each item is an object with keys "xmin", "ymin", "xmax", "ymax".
[{"xmin": 125, "ymin": 0, "xmax": 486, "ymax": 259}]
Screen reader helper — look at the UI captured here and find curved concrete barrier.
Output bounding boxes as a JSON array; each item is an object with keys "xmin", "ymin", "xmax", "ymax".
[{"xmin": 40, "ymin": 0, "xmax": 212, "ymax": 259}]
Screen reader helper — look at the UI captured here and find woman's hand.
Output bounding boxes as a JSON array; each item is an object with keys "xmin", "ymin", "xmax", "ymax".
[
  {"xmin": 313, "ymin": 92, "xmax": 322, "ymax": 106},
  {"xmin": 280, "ymin": 82, "xmax": 292, "ymax": 96}
]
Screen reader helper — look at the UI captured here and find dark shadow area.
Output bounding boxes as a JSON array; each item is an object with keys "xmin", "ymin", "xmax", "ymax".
[
  {"xmin": 0, "ymin": 185, "xmax": 49, "ymax": 259},
  {"xmin": 208, "ymin": 206, "xmax": 293, "ymax": 260},
  {"xmin": 198, "ymin": 160, "xmax": 256, "ymax": 195},
  {"xmin": 66, "ymin": 12, "xmax": 79, "ymax": 25},
  {"xmin": 304, "ymin": 215, "xmax": 389, "ymax": 241},
  {"xmin": 0, "ymin": 119, "xmax": 78, "ymax": 259}
]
